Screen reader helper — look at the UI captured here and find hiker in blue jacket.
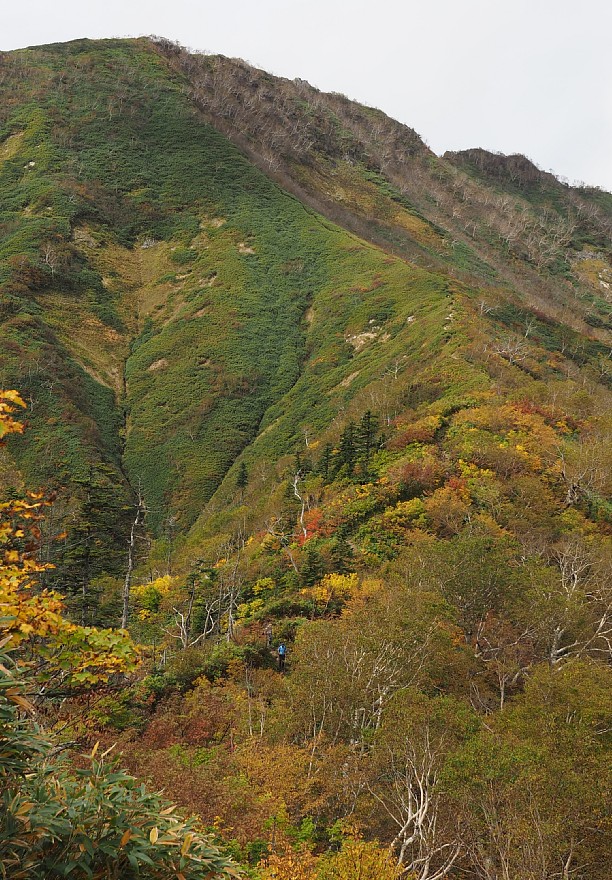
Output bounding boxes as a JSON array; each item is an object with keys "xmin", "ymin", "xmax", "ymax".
[{"xmin": 277, "ymin": 642, "xmax": 287, "ymax": 672}]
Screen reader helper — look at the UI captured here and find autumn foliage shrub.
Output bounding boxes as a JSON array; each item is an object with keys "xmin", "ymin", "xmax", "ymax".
[
  {"xmin": 387, "ymin": 413, "xmax": 442, "ymax": 449},
  {"xmin": 391, "ymin": 455, "xmax": 444, "ymax": 497}
]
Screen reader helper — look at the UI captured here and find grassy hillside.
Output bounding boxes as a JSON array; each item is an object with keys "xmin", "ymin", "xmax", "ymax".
[
  {"xmin": 1, "ymin": 35, "xmax": 610, "ymax": 598},
  {"xmin": 0, "ymin": 40, "xmax": 467, "ymax": 540},
  {"xmin": 0, "ymin": 38, "xmax": 477, "ymax": 584}
]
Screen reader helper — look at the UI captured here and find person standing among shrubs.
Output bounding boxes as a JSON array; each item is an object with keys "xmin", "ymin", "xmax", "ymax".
[{"xmin": 277, "ymin": 642, "xmax": 287, "ymax": 672}]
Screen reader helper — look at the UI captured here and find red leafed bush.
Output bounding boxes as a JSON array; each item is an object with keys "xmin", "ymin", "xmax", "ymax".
[{"xmin": 390, "ymin": 457, "xmax": 444, "ymax": 497}]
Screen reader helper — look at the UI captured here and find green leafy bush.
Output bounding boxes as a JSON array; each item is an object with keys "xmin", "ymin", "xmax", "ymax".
[{"xmin": 0, "ymin": 649, "xmax": 239, "ymax": 879}]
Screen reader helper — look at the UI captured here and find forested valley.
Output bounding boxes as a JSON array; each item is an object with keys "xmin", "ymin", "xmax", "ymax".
[{"xmin": 1, "ymin": 36, "xmax": 611, "ymax": 880}]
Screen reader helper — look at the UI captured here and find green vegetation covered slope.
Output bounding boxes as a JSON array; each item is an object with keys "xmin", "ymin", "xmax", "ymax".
[
  {"xmin": 0, "ymin": 39, "xmax": 478, "ymax": 574},
  {"xmin": 0, "ymin": 33, "xmax": 609, "ymax": 603},
  {"xmin": 157, "ymin": 39, "xmax": 612, "ymax": 335},
  {"xmin": 0, "ymin": 42, "xmax": 445, "ymax": 531},
  {"xmin": 0, "ymin": 35, "xmax": 610, "ymax": 606}
]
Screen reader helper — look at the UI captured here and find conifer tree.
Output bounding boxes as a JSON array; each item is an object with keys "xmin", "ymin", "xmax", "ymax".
[
  {"xmin": 335, "ymin": 422, "xmax": 356, "ymax": 477},
  {"xmin": 236, "ymin": 461, "xmax": 248, "ymax": 498},
  {"xmin": 355, "ymin": 410, "xmax": 380, "ymax": 476},
  {"xmin": 317, "ymin": 443, "xmax": 333, "ymax": 481},
  {"xmin": 58, "ymin": 465, "xmax": 130, "ymax": 625},
  {"xmin": 300, "ymin": 544, "xmax": 325, "ymax": 587}
]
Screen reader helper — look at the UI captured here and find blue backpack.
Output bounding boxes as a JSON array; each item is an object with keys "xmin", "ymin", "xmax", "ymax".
[{"xmin": 278, "ymin": 643, "xmax": 286, "ymax": 656}]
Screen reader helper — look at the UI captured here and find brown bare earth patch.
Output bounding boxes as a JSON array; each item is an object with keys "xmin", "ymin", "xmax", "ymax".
[
  {"xmin": 148, "ymin": 358, "xmax": 169, "ymax": 372},
  {"xmin": 340, "ymin": 370, "xmax": 360, "ymax": 387},
  {"xmin": 346, "ymin": 330, "xmax": 380, "ymax": 351},
  {"xmin": 0, "ymin": 131, "xmax": 24, "ymax": 164}
]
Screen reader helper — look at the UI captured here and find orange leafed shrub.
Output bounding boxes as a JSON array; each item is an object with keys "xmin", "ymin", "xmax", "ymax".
[
  {"xmin": 258, "ymin": 847, "xmax": 317, "ymax": 880},
  {"xmin": 318, "ymin": 836, "xmax": 400, "ymax": 880},
  {"xmin": 388, "ymin": 414, "xmax": 442, "ymax": 449},
  {"xmin": 424, "ymin": 482, "xmax": 471, "ymax": 537},
  {"xmin": 389, "ymin": 456, "xmax": 444, "ymax": 496}
]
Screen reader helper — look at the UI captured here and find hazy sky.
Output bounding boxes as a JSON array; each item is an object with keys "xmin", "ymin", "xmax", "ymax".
[{"xmin": 3, "ymin": 0, "xmax": 612, "ymax": 192}]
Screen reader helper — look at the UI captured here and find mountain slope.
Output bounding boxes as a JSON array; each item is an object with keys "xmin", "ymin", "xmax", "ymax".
[
  {"xmin": 0, "ymin": 35, "xmax": 610, "ymax": 598},
  {"xmin": 154, "ymin": 39, "xmax": 611, "ymax": 333},
  {"xmin": 0, "ymin": 39, "xmax": 462, "ymax": 537}
]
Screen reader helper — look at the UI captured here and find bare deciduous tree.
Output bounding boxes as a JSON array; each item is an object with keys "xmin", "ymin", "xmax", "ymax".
[
  {"xmin": 121, "ymin": 484, "xmax": 146, "ymax": 630},
  {"xmin": 368, "ymin": 729, "xmax": 460, "ymax": 879}
]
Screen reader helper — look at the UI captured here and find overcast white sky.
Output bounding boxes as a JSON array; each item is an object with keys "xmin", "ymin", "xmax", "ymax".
[{"xmin": 3, "ymin": 0, "xmax": 611, "ymax": 192}]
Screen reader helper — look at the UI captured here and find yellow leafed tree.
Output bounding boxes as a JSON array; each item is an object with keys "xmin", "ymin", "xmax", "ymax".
[{"xmin": 0, "ymin": 391, "xmax": 139, "ymax": 692}]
